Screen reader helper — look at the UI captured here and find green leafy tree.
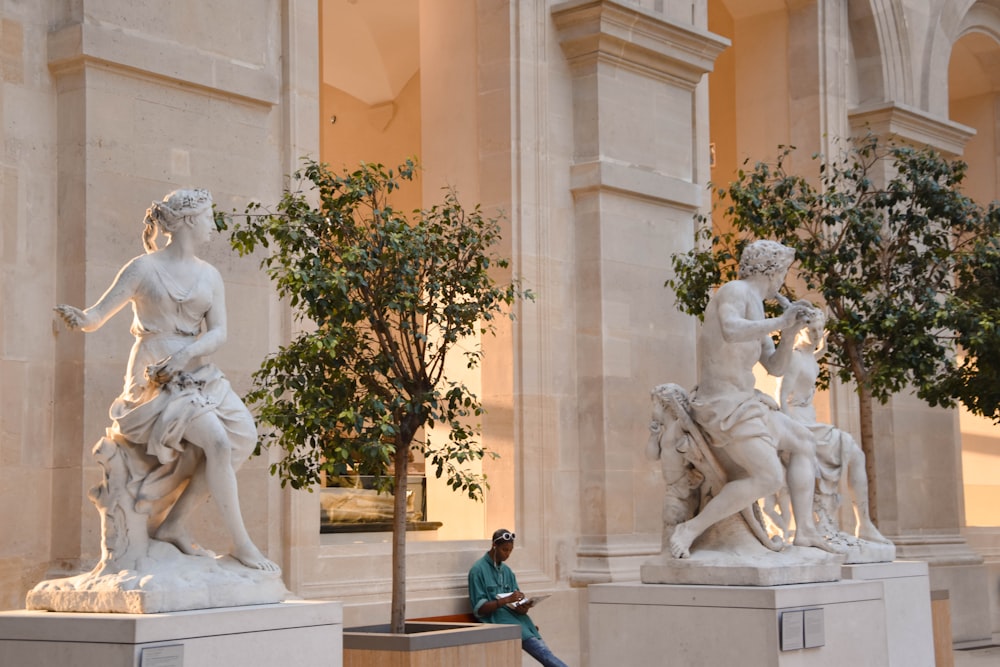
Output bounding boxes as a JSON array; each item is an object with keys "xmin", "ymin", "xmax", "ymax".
[
  {"xmin": 931, "ymin": 223, "xmax": 1000, "ymax": 419},
  {"xmin": 667, "ymin": 135, "xmax": 1000, "ymax": 521},
  {"xmin": 229, "ymin": 159, "xmax": 531, "ymax": 633}
]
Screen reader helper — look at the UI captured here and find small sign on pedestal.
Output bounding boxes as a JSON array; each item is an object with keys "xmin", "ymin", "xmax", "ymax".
[{"xmin": 141, "ymin": 644, "xmax": 183, "ymax": 667}]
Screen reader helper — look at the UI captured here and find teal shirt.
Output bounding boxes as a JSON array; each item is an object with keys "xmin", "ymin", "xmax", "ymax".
[{"xmin": 468, "ymin": 552, "xmax": 540, "ymax": 640}]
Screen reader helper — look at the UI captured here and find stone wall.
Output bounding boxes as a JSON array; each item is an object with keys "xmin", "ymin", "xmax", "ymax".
[
  {"xmin": 0, "ymin": 0, "xmax": 317, "ymax": 610},
  {"xmin": 0, "ymin": 1, "xmax": 999, "ymax": 659}
]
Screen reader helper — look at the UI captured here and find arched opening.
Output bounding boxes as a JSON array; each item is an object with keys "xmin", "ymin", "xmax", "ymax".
[
  {"xmin": 949, "ymin": 29, "xmax": 1000, "ymax": 528},
  {"xmin": 316, "ymin": 0, "xmax": 506, "ymax": 542},
  {"xmin": 948, "ymin": 31, "xmax": 1000, "ymax": 204},
  {"xmin": 708, "ymin": 0, "xmax": 793, "ymax": 196}
]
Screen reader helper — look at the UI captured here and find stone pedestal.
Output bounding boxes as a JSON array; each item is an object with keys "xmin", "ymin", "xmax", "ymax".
[
  {"xmin": 589, "ymin": 562, "xmax": 934, "ymax": 667},
  {"xmin": 841, "ymin": 561, "xmax": 935, "ymax": 666},
  {"xmin": 0, "ymin": 600, "xmax": 342, "ymax": 667},
  {"xmin": 640, "ymin": 537, "xmax": 844, "ymax": 586}
]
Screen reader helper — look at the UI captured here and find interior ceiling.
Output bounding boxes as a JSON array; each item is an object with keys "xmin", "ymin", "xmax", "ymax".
[
  {"xmin": 949, "ymin": 31, "xmax": 1000, "ymax": 100},
  {"xmin": 321, "ymin": 0, "xmax": 420, "ymax": 106},
  {"xmin": 318, "ymin": 0, "xmax": 1000, "ymax": 105}
]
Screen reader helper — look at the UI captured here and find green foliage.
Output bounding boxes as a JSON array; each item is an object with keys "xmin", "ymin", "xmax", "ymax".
[
  {"xmin": 931, "ymin": 208, "xmax": 1000, "ymax": 419},
  {"xmin": 667, "ymin": 135, "xmax": 1000, "ymax": 419},
  {"xmin": 229, "ymin": 159, "xmax": 532, "ymax": 494}
]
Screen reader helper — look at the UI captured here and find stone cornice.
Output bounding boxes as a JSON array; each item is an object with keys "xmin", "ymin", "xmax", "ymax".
[
  {"xmin": 551, "ymin": 0, "xmax": 730, "ymax": 89},
  {"xmin": 848, "ymin": 102, "xmax": 976, "ymax": 158},
  {"xmin": 569, "ymin": 159, "xmax": 703, "ymax": 210},
  {"xmin": 47, "ymin": 20, "xmax": 279, "ymax": 106}
]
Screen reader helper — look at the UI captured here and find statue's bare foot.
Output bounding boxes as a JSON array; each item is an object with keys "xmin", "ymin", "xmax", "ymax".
[
  {"xmin": 793, "ymin": 532, "xmax": 838, "ymax": 553},
  {"xmin": 669, "ymin": 522, "xmax": 696, "ymax": 559},
  {"xmin": 233, "ymin": 541, "xmax": 280, "ymax": 572},
  {"xmin": 857, "ymin": 519, "xmax": 892, "ymax": 544},
  {"xmin": 156, "ymin": 527, "xmax": 216, "ymax": 558}
]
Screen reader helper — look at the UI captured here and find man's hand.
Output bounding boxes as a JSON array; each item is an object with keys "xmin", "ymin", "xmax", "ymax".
[
  {"xmin": 504, "ymin": 592, "xmax": 533, "ymax": 614},
  {"xmin": 501, "ymin": 591, "xmax": 525, "ymax": 606}
]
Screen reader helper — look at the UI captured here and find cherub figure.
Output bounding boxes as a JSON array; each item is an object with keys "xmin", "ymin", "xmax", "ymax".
[{"xmin": 778, "ymin": 309, "xmax": 890, "ymax": 544}]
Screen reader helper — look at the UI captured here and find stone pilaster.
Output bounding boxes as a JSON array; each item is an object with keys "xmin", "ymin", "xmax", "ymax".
[{"xmin": 551, "ymin": 0, "xmax": 728, "ymax": 584}]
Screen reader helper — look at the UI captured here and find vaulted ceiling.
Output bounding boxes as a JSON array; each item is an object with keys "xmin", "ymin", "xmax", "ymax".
[{"xmin": 321, "ymin": 0, "xmax": 420, "ymax": 105}]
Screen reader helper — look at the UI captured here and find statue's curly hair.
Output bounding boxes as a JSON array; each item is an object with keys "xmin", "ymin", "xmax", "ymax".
[
  {"xmin": 737, "ymin": 240, "xmax": 794, "ymax": 279},
  {"xmin": 142, "ymin": 188, "xmax": 213, "ymax": 253}
]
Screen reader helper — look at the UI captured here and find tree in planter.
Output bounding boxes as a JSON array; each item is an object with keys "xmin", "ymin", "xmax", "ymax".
[
  {"xmin": 229, "ymin": 159, "xmax": 531, "ymax": 633},
  {"xmin": 666, "ymin": 135, "xmax": 1000, "ymax": 522}
]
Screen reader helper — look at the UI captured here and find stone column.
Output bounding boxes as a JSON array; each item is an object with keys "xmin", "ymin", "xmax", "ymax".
[
  {"xmin": 551, "ymin": 0, "xmax": 728, "ymax": 584},
  {"xmin": 845, "ymin": 102, "xmax": 991, "ymax": 644},
  {"xmin": 787, "ymin": 0, "xmax": 850, "ymax": 164}
]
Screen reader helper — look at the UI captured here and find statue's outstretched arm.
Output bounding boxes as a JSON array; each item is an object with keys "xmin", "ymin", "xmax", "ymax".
[{"xmin": 55, "ymin": 257, "xmax": 143, "ymax": 332}]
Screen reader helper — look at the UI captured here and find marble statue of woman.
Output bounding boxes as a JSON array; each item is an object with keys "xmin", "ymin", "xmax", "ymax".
[
  {"xmin": 54, "ymin": 189, "xmax": 277, "ymax": 573},
  {"xmin": 778, "ymin": 309, "xmax": 891, "ymax": 546}
]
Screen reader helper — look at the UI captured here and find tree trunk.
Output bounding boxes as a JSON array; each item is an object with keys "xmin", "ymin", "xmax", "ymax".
[
  {"xmin": 857, "ymin": 383, "xmax": 878, "ymax": 525},
  {"xmin": 390, "ymin": 440, "xmax": 409, "ymax": 634}
]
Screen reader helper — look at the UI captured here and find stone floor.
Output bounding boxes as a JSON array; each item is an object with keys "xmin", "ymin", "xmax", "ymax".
[{"xmin": 953, "ymin": 644, "xmax": 1000, "ymax": 666}]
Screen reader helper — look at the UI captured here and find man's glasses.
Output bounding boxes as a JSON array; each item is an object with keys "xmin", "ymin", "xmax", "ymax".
[{"xmin": 493, "ymin": 531, "xmax": 516, "ymax": 543}]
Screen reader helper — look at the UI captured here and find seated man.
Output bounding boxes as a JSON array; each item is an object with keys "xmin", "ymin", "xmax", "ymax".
[{"xmin": 468, "ymin": 529, "xmax": 570, "ymax": 667}]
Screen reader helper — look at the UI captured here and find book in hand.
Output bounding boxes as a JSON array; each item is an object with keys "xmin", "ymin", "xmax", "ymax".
[{"xmin": 504, "ymin": 593, "xmax": 550, "ymax": 609}]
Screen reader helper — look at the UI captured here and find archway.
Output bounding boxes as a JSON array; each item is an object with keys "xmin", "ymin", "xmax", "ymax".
[
  {"xmin": 949, "ymin": 26, "xmax": 1000, "ymax": 527},
  {"xmin": 317, "ymin": 0, "xmax": 506, "ymax": 542}
]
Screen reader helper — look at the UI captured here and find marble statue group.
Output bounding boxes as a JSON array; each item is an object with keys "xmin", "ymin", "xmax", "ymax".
[
  {"xmin": 26, "ymin": 194, "xmax": 888, "ymax": 610},
  {"xmin": 645, "ymin": 240, "xmax": 894, "ymax": 581},
  {"xmin": 31, "ymin": 189, "xmax": 285, "ymax": 613}
]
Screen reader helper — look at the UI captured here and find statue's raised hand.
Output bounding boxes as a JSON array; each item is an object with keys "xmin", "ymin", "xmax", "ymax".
[
  {"xmin": 779, "ymin": 303, "xmax": 812, "ymax": 334},
  {"xmin": 54, "ymin": 304, "xmax": 92, "ymax": 330}
]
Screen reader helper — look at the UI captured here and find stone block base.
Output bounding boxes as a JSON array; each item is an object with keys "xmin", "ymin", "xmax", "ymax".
[
  {"xmin": 640, "ymin": 545, "xmax": 843, "ymax": 586},
  {"xmin": 0, "ymin": 600, "xmax": 342, "ymax": 667},
  {"xmin": 27, "ymin": 545, "xmax": 288, "ymax": 613},
  {"xmin": 590, "ymin": 562, "xmax": 934, "ymax": 667},
  {"xmin": 841, "ymin": 560, "xmax": 935, "ymax": 666}
]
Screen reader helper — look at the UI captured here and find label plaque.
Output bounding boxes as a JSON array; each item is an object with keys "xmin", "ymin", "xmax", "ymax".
[
  {"xmin": 141, "ymin": 644, "xmax": 184, "ymax": 667},
  {"xmin": 803, "ymin": 608, "xmax": 825, "ymax": 648},
  {"xmin": 779, "ymin": 610, "xmax": 804, "ymax": 651}
]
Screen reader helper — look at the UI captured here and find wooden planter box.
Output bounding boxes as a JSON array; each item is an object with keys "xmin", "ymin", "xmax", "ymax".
[{"xmin": 343, "ymin": 621, "xmax": 521, "ymax": 667}]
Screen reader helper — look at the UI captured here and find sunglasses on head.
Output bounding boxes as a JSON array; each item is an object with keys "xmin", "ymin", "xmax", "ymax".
[{"xmin": 493, "ymin": 531, "xmax": 516, "ymax": 543}]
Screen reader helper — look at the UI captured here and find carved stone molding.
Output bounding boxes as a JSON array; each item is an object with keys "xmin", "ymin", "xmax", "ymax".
[
  {"xmin": 848, "ymin": 101, "xmax": 976, "ymax": 157},
  {"xmin": 568, "ymin": 159, "xmax": 703, "ymax": 209},
  {"xmin": 47, "ymin": 20, "xmax": 279, "ymax": 105},
  {"xmin": 553, "ymin": 0, "xmax": 728, "ymax": 204},
  {"xmin": 551, "ymin": 0, "xmax": 729, "ymax": 89}
]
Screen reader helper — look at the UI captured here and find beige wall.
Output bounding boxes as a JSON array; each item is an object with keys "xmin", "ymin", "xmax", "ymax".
[
  {"xmin": 2, "ymin": 0, "xmax": 1000, "ymax": 659},
  {"xmin": 0, "ymin": 0, "xmax": 316, "ymax": 610},
  {"xmin": 0, "ymin": 2, "xmax": 58, "ymax": 612}
]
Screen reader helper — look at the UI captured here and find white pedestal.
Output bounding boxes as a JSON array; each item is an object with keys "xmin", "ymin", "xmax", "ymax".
[
  {"xmin": 841, "ymin": 560, "xmax": 935, "ymax": 667},
  {"xmin": 0, "ymin": 600, "xmax": 343, "ymax": 667},
  {"xmin": 589, "ymin": 562, "xmax": 934, "ymax": 667}
]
